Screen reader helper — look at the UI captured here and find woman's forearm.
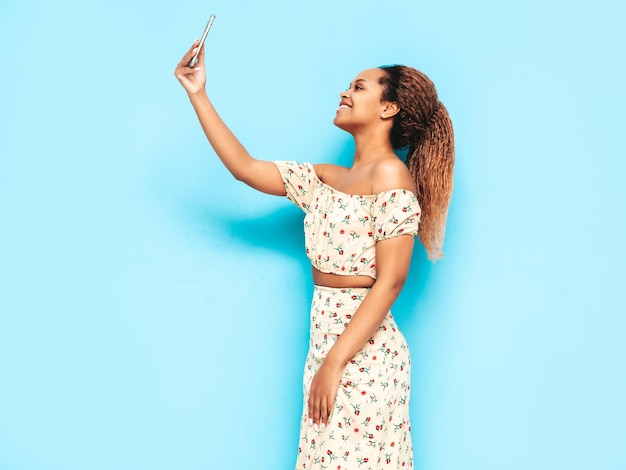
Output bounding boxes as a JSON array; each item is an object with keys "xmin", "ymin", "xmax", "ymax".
[
  {"xmin": 188, "ymin": 90, "xmax": 254, "ymax": 181},
  {"xmin": 187, "ymin": 90, "xmax": 285, "ymax": 195},
  {"xmin": 323, "ymin": 278, "xmax": 405, "ymax": 369}
]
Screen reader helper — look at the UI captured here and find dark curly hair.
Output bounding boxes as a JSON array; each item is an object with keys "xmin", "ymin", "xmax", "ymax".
[{"xmin": 378, "ymin": 65, "xmax": 455, "ymax": 261}]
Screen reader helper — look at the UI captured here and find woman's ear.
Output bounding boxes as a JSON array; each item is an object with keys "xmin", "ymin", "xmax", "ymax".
[{"xmin": 381, "ymin": 101, "xmax": 400, "ymax": 119}]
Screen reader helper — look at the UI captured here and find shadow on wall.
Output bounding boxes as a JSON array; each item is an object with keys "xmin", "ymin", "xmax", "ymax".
[
  {"xmin": 223, "ymin": 207, "xmax": 306, "ymax": 259},
  {"xmin": 395, "ymin": 247, "xmax": 435, "ymax": 326},
  {"xmin": 182, "ymin": 198, "xmax": 309, "ymax": 267}
]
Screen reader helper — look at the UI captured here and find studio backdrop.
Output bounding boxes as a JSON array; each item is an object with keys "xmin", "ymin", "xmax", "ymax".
[{"xmin": 1, "ymin": 0, "xmax": 625, "ymax": 469}]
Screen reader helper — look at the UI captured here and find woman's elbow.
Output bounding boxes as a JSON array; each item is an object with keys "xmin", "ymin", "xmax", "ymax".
[{"xmin": 374, "ymin": 274, "xmax": 408, "ymax": 296}]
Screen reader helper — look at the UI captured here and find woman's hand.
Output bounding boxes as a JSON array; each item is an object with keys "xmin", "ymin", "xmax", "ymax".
[
  {"xmin": 174, "ymin": 40, "xmax": 206, "ymax": 97},
  {"xmin": 308, "ymin": 359, "xmax": 343, "ymax": 430}
]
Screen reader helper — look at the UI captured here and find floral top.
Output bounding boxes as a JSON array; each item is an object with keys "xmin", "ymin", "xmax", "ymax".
[{"xmin": 274, "ymin": 161, "xmax": 421, "ymax": 279}]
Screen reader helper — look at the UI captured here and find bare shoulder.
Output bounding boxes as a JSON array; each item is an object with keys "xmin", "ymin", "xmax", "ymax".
[{"xmin": 371, "ymin": 157, "xmax": 416, "ymax": 194}]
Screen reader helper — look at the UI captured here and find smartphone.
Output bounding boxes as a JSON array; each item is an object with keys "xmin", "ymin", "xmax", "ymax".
[{"xmin": 188, "ymin": 14, "xmax": 216, "ymax": 68}]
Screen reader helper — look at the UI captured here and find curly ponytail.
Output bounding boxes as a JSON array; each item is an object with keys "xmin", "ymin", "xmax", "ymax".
[{"xmin": 379, "ymin": 65, "xmax": 455, "ymax": 261}]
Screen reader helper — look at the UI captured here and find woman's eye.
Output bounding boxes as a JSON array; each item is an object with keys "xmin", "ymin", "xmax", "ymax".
[{"xmin": 355, "ymin": 85, "xmax": 363, "ymax": 91}]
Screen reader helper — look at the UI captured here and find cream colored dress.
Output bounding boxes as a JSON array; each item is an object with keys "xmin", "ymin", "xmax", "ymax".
[{"xmin": 275, "ymin": 161, "xmax": 421, "ymax": 470}]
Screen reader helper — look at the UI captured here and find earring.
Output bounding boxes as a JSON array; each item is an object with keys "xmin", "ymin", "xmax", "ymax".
[{"xmin": 381, "ymin": 113, "xmax": 385, "ymax": 118}]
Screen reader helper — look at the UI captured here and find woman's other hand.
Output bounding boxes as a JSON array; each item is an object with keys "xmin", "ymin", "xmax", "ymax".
[
  {"xmin": 308, "ymin": 360, "xmax": 343, "ymax": 430},
  {"xmin": 174, "ymin": 40, "xmax": 206, "ymax": 97}
]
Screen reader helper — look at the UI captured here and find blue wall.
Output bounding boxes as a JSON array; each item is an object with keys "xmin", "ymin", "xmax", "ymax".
[{"xmin": 1, "ymin": 0, "xmax": 625, "ymax": 469}]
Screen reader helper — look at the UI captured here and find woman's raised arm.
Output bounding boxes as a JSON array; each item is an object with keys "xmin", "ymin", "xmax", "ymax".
[{"xmin": 174, "ymin": 41, "xmax": 285, "ymax": 196}]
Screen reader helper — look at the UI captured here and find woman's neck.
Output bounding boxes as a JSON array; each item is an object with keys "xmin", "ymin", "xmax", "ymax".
[{"xmin": 351, "ymin": 131, "xmax": 396, "ymax": 167}]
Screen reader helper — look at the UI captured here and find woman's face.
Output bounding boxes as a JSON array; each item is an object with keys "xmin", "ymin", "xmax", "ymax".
[{"xmin": 333, "ymin": 68, "xmax": 390, "ymax": 132}]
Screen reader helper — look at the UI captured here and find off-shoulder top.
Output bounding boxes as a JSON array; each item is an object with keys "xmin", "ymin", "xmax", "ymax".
[{"xmin": 274, "ymin": 161, "xmax": 421, "ymax": 280}]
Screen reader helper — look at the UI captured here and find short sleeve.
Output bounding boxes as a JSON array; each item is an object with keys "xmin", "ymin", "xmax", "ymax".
[
  {"xmin": 273, "ymin": 161, "xmax": 315, "ymax": 213},
  {"xmin": 372, "ymin": 190, "xmax": 421, "ymax": 242}
]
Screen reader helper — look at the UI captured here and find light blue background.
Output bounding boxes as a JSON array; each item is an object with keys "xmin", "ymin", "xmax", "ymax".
[{"xmin": 1, "ymin": 0, "xmax": 625, "ymax": 469}]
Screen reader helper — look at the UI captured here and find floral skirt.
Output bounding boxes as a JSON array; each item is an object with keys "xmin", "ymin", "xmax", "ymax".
[{"xmin": 295, "ymin": 286, "xmax": 413, "ymax": 469}]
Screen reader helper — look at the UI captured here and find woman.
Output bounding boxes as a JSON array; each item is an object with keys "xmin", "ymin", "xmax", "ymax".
[{"xmin": 175, "ymin": 40, "xmax": 454, "ymax": 469}]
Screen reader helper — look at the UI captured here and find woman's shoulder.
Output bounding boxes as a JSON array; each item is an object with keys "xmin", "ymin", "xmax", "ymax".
[{"xmin": 371, "ymin": 157, "xmax": 416, "ymax": 194}]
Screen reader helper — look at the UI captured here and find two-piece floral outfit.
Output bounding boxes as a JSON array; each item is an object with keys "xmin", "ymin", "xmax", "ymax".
[{"xmin": 274, "ymin": 161, "xmax": 421, "ymax": 469}]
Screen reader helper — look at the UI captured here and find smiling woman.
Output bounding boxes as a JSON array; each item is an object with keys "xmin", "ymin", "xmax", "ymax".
[{"xmin": 174, "ymin": 41, "xmax": 454, "ymax": 469}]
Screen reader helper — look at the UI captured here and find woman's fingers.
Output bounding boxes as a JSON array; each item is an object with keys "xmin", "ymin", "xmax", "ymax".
[
  {"xmin": 307, "ymin": 362, "xmax": 342, "ymax": 430},
  {"xmin": 197, "ymin": 41, "xmax": 206, "ymax": 66},
  {"xmin": 184, "ymin": 39, "xmax": 200, "ymax": 61},
  {"xmin": 308, "ymin": 393, "xmax": 331, "ymax": 430},
  {"xmin": 320, "ymin": 398, "xmax": 329, "ymax": 428},
  {"xmin": 174, "ymin": 41, "xmax": 200, "ymax": 73},
  {"xmin": 308, "ymin": 394, "xmax": 319, "ymax": 428}
]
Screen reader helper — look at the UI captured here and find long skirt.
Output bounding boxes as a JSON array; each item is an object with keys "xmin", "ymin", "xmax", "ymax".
[{"xmin": 295, "ymin": 285, "xmax": 414, "ymax": 469}]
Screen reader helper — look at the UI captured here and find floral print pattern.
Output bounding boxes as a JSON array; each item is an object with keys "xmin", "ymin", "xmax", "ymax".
[
  {"xmin": 273, "ymin": 161, "xmax": 418, "ymax": 469},
  {"xmin": 274, "ymin": 161, "xmax": 421, "ymax": 280},
  {"xmin": 298, "ymin": 286, "xmax": 413, "ymax": 469}
]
